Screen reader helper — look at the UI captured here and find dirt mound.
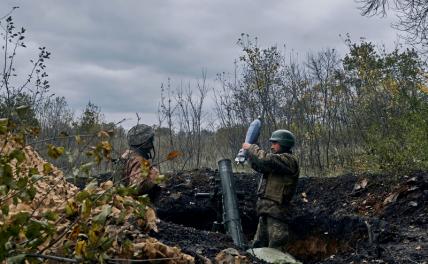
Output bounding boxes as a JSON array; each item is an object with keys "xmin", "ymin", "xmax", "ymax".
[
  {"xmin": 0, "ymin": 137, "xmax": 194, "ymax": 263},
  {"xmin": 156, "ymin": 168, "xmax": 428, "ymax": 264},
  {"xmin": 289, "ymin": 172, "xmax": 427, "ymax": 263}
]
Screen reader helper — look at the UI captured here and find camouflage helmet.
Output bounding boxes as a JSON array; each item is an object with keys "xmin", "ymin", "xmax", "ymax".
[
  {"xmin": 127, "ymin": 124, "xmax": 154, "ymax": 148},
  {"xmin": 269, "ymin": 129, "xmax": 296, "ymax": 149}
]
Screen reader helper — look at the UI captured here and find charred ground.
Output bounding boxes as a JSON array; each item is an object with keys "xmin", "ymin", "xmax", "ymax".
[{"xmin": 153, "ymin": 168, "xmax": 427, "ymax": 263}]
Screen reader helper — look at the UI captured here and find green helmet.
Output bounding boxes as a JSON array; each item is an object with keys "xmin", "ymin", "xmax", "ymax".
[
  {"xmin": 127, "ymin": 124, "xmax": 154, "ymax": 148},
  {"xmin": 269, "ymin": 129, "xmax": 296, "ymax": 149}
]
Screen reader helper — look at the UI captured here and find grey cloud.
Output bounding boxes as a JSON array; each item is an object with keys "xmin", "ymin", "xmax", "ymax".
[
  {"xmin": 50, "ymin": 63, "xmax": 165, "ymax": 111},
  {"xmin": 0, "ymin": 0, "xmax": 401, "ymax": 126}
]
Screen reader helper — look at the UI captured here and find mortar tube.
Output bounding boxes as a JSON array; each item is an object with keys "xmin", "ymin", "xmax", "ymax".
[{"xmin": 218, "ymin": 159, "xmax": 246, "ymax": 248}]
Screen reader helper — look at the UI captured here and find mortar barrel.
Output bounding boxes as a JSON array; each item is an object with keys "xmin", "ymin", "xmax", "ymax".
[{"xmin": 218, "ymin": 159, "xmax": 246, "ymax": 248}]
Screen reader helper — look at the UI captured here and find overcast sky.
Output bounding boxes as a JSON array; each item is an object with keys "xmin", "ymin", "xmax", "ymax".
[{"xmin": 0, "ymin": 0, "xmax": 398, "ymax": 128}]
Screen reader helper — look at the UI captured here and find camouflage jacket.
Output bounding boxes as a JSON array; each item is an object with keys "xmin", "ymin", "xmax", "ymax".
[
  {"xmin": 247, "ymin": 144, "xmax": 299, "ymax": 219},
  {"xmin": 121, "ymin": 150, "xmax": 160, "ymax": 199}
]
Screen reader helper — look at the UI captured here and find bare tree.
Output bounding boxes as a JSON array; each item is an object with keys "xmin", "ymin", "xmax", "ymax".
[
  {"xmin": 174, "ymin": 73, "xmax": 208, "ymax": 169},
  {"xmin": 358, "ymin": 0, "xmax": 428, "ymax": 53},
  {"xmin": 214, "ymin": 66, "xmax": 244, "ymax": 158},
  {"xmin": 190, "ymin": 70, "xmax": 209, "ymax": 168},
  {"xmin": 37, "ymin": 96, "xmax": 74, "ymax": 137},
  {"xmin": 307, "ymin": 49, "xmax": 342, "ymax": 171},
  {"xmin": 164, "ymin": 80, "xmax": 176, "ymax": 151},
  {"xmin": 159, "ymin": 79, "xmax": 177, "ymax": 160}
]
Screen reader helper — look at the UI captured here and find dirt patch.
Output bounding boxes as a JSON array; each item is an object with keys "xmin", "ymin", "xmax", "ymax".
[{"xmin": 155, "ymin": 168, "xmax": 428, "ymax": 263}]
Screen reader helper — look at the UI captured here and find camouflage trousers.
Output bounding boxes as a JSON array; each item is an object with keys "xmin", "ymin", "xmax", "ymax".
[{"xmin": 252, "ymin": 215, "xmax": 289, "ymax": 249}]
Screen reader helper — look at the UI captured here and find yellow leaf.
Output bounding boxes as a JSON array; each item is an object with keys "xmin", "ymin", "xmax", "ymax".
[
  {"xmin": 81, "ymin": 199, "xmax": 92, "ymax": 219},
  {"xmin": 47, "ymin": 144, "xmax": 65, "ymax": 159},
  {"xmin": 75, "ymin": 240, "xmax": 87, "ymax": 257},
  {"xmin": 88, "ymin": 224, "xmax": 101, "ymax": 244},
  {"xmin": 69, "ymin": 225, "xmax": 80, "ymax": 241},
  {"xmin": 100, "ymin": 141, "xmax": 112, "ymax": 150},
  {"xmin": 0, "ymin": 118, "xmax": 9, "ymax": 134},
  {"xmin": 418, "ymin": 83, "xmax": 428, "ymax": 94},
  {"xmin": 65, "ymin": 199, "xmax": 78, "ymax": 217},
  {"xmin": 75, "ymin": 135, "xmax": 82, "ymax": 144},
  {"xmin": 140, "ymin": 159, "xmax": 150, "ymax": 178},
  {"xmin": 154, "ymin": 174, "xmax": 165, "ymax": 184},
  {"xmin": 43, "ymin": 163, "xmax": 53, "ymax": 174},
  {"xmin": 99, "ymin": 141, "xmax": 112, "ymax": 158}
]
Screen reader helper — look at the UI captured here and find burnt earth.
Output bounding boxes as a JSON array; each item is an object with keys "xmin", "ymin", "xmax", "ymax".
[{"xmin": 154, "ymin": 168, "xmax": 428, "ymax": 263}]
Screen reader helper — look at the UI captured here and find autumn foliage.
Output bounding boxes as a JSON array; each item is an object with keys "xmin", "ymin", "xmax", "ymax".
[{"xmin": 0, "ymin": 121, "xmax": 193, "ymax": 263}]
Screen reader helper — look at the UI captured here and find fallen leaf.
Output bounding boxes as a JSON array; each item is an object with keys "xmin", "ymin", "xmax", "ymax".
[
  {"xmin": 145, "ymin": 207, "xmax": 158, "ymax": 232},
  {"xmin": 383, "ymin": 192, "xmax": 400, "ymax": 205},
  {"xmin": 409, "ymin": 201, "xmax": 418, "ymax": 207},
  {"xmin": 100, "ymin": 180, "xmax": 113, "ymax": 190},
  {"xmin": 354, "ymin": 178, "xmax": 368, "ymax": 191},
  {"xmin": 111, "ymin": 206, "xmax": 121, "ymax": 218}
]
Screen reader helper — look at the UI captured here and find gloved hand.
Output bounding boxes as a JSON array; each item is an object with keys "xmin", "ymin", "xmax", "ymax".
[{"xmin": 242, "ymin": 142, "xmax": 251, "ymax": 150}]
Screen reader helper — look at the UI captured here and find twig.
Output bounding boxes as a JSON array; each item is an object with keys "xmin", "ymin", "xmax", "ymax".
[
  {"xmin": 405, "ymin": 257, "xmax": 421, "ymax": 264},
  {"xmin": 364, "ymin": 220, "xmax": 373, "ymax": 244},
  {"xmin": 0, "ymin": 174, "xmax": 47, "ymax": 204},
  {"xmin": 106, "ymin": 256, "xmax": 181, "ymax": 263},
  {"xmin": 136, "ymin": 112, "xmax": 141, "ymax": 124},
  {"xmin": 28, "ymin": 118, "xmax": 126, "ymax": 147},
  {"xmin": 29, "ymin": 175, "xmax": 68, "ymax": 218},
  {"xmin": 24, "ymin": 254, "xmax": 182, "ymax": 263},
  {"xmin": 26, "ymin": 253, "xmax": 78, "ymax": 263},
  {"xmin": 0, "ymin": 7, "xmax": 19, "ymax": 21},
  {"xmin": 28, "ymin": 134, "xmax": 95, "ymax": 146},
  {"xmin": 39, "ymin": 216, "xmax": 80, "ymax": 254}
]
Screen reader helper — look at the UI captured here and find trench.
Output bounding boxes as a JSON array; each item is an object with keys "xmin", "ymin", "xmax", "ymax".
[
  {"xmin": 156, "ymin": 197, "xmax": 376, "ymax": 263},
  {"xmin": 156, "ymin": 207, "xmax": 220, "ymax": 232},
  {"xmin": 154, "ymin": 170, "xmax": 396, "ymax": 263}
]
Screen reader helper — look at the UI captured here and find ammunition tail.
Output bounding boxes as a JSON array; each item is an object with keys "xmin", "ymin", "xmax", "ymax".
[{"xmin": 235, "ymin": 148, "xmax": 247, "ymax": 164}]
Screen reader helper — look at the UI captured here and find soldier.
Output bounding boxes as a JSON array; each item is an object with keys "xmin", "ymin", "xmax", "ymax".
[
  {"xmin": 121, "ymin": 124, "xmax": 161, "ymax": 201},
  {"xmin": 242, "ymin": 129, "xmax": 299, "ymax": 249}
]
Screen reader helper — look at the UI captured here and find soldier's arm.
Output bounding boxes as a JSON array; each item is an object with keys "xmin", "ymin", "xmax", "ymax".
[{"xmin": 247, "ymin": 144, "xmax": 297, "ymax": 175}]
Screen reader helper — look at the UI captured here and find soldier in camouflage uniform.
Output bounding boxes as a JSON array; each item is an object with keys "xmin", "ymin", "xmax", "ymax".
[
  {"xmin": 121, "ymin": 124, "xmax": 161, "ymax": 201},
  {"xmin": 242, "ymin": 129, "xmax": 299, "ymax": 249}
]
